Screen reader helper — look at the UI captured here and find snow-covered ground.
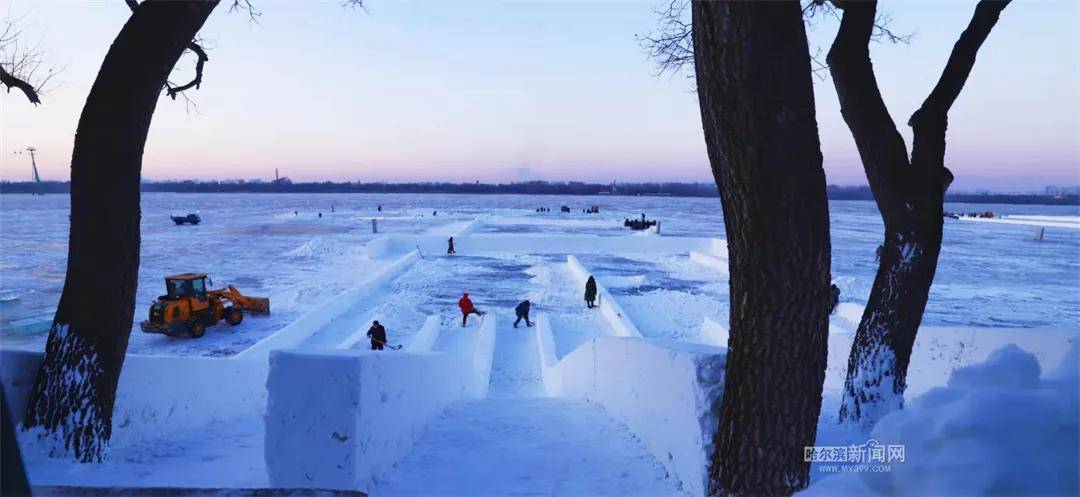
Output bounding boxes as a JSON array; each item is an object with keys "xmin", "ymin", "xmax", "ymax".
[
  {"xmin": 2, "ymin": 195, "xmax": 1077, "ymax": 352},
  {"xmin": 1, "ymin": 193, "xmax": 1077, "ymax": 495}
]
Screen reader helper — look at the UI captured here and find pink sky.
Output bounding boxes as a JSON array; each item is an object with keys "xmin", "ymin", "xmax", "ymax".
[{"xmin": 2, "ymin": 1, "xmax": 1077, "ymax": 192}]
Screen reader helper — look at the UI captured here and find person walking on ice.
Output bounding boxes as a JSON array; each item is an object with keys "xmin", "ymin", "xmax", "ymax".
[
  {"xmin": 585, "ymin": 276, "xmax": 598, "ymax": 308},
  {"xmin": 514, "ymin": 299, "xmax": 533, "ymax": 328},
  {"xmin": 459, "ymin": 292, "xmax": 484, "ymax": 327},
  {"xmin": 367, "ymin": 320, "xmax": 387, "ymax": 350},
  {"xmin": 447, "ymin": 236, "xmax": 456, "ymax": 255}
]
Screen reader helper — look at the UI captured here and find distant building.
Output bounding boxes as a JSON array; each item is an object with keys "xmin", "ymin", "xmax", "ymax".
[
  {"xmin": 1044, "ymin": 185, "xmax": 1079, "ymax": 198},
  {"xmin": 271, "ymin": 168, "xmax": 292, "ymax": 186}
]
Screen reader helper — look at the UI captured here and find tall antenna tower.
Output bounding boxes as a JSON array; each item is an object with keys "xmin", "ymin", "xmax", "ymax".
[
  {"xmin": 26, "ymin": 147, "xmax": 41, "ymax": 183},
  {"xmin": 13, "ymin": 147, "xmax": 45, "ymax": 195}
]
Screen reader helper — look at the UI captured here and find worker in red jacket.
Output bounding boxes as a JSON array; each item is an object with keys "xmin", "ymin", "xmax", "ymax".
[{"xmin": 458, "ymin": 292, "xmax": 485, "ymax": 327}]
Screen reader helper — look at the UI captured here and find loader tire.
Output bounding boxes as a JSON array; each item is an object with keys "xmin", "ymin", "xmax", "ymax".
[
  {"xmin": 189, "ymin": 320, "xmax": 206, "ymax": 338},
  {"xmin": 225, "ymin": 306, "xmax": 243, "ymax": 326}
]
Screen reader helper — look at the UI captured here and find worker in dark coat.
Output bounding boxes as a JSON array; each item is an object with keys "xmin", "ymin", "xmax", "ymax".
[
  {"xmin": 514, "ymin": 299, "xmax": 533, "ymax": 328},
  {"xmin": 585, "ymin": 276, "xmax": 598, "ymax": 308},
  {"xmin": 459, "ymin": 292, "xmax": 484, "ymax": 327},
  {"xmin": 829, "ymin": 284, "xmax": 841, "ymax": 315},
  {"xmin": 367, "ymin": 320, "xmax": 387, "ymax": 350},
  {"xmin": 447, "ymin": 236, "xmax": 456, "ymax": 255}
]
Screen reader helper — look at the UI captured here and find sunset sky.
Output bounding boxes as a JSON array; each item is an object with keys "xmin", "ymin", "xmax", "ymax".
[{"xmin": 1, "ymin": 0, "xmax": 1077, "ymax": 191}]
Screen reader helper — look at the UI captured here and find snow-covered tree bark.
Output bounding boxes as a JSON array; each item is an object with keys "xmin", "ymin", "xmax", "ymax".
[
  {"xmin": 828, "ymin": 0, "xmax": 1011, "ymax": 429},
  {"xmin": 23, "ymin": 0, "xmax": 219, "ymax": 462},
  {"xmin": 692, "ymin": 1, "xmax": 831, "ymax": 495}
]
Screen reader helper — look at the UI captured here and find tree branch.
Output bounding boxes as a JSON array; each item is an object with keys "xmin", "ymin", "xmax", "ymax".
[
  {"xmin": 637, "ymin": 0, "xmax": 694, "ymax": 78},
  {"xmin": 229, "ymin": 0, "xmax": 261, "ymax": 23},
  {"xmin": 641, "ymin": 0, "xmax": 909, "ymax": 84},
  {"xmin": 910, "ymin": 0, "xmax": 1010, "ymax": 125},
  {"xmin": 908, "ymin": 0, "xmax": 1010, "ymax": 198},
  {"xmin": 165, "ymin": 40, "xmax": 208, "ymax": 100},
  {"xmin": 126, "ymin": 0, "xmax": 210, "ymax": 101},
  {"xmin": 0, "ymin": 14, "xmax": 56, "ymax": 105},
  {"xmin": 0, "ymin": 63, "xmax": 40, "ymax": 104},
  {"xmin": 826, "ymin": 0, "xmax": 911, "ymax": 221}
]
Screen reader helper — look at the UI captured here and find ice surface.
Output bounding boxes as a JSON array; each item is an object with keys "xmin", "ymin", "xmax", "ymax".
[
  {"xmin": 3, "ymin": 195, "xmax": 1077, "ymax": 355},
  {"xmin": 487, "ymin": 318, "xmax": 544, "ymax": 398},
  {"xmin": 2, "ymin": 193, "xmax": 1078, "ymax": 494}
]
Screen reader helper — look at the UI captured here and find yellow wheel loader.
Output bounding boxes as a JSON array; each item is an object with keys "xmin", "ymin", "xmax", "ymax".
[{"xmin": 140, "ymin": 273, "xmax": 270, "ymax": 338}]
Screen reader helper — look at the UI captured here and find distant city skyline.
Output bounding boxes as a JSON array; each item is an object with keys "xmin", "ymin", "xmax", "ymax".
[{"xmin": 1, "ymin": 0, "xmax": 1078, "ymax": 191}]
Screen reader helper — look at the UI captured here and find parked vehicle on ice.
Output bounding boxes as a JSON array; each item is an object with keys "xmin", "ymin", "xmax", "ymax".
[
  {"xmin": 140, "ymin": 273, "xmax": 270, "ymax": 338},
  {"xmin": 171, "ymin": 213, "xmax": 202, "ymax": 225}
]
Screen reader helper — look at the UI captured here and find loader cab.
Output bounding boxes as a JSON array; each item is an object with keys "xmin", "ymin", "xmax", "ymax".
[{"xmin": 165, "ymin": 273, "xmax": 209, "ymax": 302}]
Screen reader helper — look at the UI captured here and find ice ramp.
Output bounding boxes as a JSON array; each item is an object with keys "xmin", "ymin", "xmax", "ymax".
[
  {"xmin": 372, "ymin": 314, "xmax": 705, "ymax": 497},
  {"xmin": 370, "ymin": 397, "xmax": 683, "ymax": 497},
  {"xmin": 236, "ymin": 250, "xmax": 420, "ymax": 359},
  {"xmin": 264, "ymin": 316, "xmax": 496, "ymax": 491},
  {"xmin": 533, "ymin": 320, "xmax": 727, "ymax": 497},
  {"xmin": 566, "ymin": 255, "xmax": 642, "ymax": 338}
]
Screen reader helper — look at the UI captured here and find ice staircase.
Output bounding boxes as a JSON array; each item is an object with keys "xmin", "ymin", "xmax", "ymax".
[
  {"xmin": 265, "ymin": 259, "xmax": 726, "ymax": 497},
  {"xmin": 371, "ymin": 316, "xmax": 682, "ymax": 497}
]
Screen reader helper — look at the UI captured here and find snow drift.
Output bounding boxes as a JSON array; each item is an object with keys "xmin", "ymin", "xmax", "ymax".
[{"xmin": 805, "ymin": 342, "xmax": 1079, "ymax": 497}]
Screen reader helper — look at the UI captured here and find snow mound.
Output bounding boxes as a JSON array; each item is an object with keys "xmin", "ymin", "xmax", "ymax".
[
  {"xmin": 1048, "ymin": 339, "xmax": 1079, "ymax": 383},
  {"xmin": 806, "ymin": 341, "xmax": 1080, "ymax": 497},
  {"xmin": 288, "ymin": 237, "xmax": 362, "ymax": 259},
  {"xmin": 946, "ymin": 344, "xmax": 1040, "ymax": 390}
]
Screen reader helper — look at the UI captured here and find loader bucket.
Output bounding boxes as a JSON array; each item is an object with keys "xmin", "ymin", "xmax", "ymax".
[{"xmin": 241, "ymin": 297, "xmax": 271, "ymax": 315}]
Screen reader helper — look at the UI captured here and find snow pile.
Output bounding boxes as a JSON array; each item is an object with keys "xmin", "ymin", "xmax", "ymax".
[
  {"xmin": 689, "ymin": 250, "xmax": 728, "ymax": 274},
  {"xmin": 824, "ymin": 328, "xmax": 1078, "ymax": 397},
  {"xmin": 806, "ymin": 342, "xmax": 1080, "ymax": 497},
  {"xmin": 707, "ymin": 238, "xmax": 728, "ymax": 259},
  {"xmin": 700, "ymin": 316, "xmax": 727, "ymax": 347},
  {"xmin": 557, "ymin": 337, "xmax": 727, "ymax": 497},
  {"xmin": 829, "ymin": 302, "xmax": 864, "ymax": 334},
  {"xmin": 287, "ymin": 236, "xmax": 364, "ymax": 259}
]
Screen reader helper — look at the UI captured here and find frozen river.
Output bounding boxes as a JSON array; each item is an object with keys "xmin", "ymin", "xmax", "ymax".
[{"xmin": 1, "ymin": 192, "xmax": 1077, "ymax": 356}]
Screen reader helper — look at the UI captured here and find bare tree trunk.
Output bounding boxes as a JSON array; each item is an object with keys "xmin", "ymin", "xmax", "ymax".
[
  {"xmin": 829, "ymin": 0, "xmax": 1011, "ymax": 429},
  {"xmin": 23, "ymin": 0, "xmax": 219, "ymax": 462},
  {"xmin": 692, "ymin": 1, "xmax": 831, "ymax": 495}
]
